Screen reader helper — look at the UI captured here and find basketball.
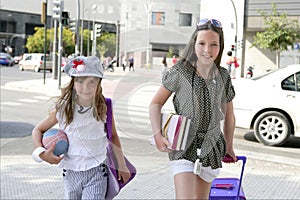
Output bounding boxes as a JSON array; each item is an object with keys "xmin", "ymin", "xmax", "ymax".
[{"xmin": 42, "ymin": 129, "xmax": 69, "ymax": 156}]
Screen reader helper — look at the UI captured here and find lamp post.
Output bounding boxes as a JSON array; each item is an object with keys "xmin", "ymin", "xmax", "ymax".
[
  {"xmin": 230, "ymin": 0, "xmax": 238, "ymax": 59},
  {"xmin": 228, "ymin": 0, "xmax": 240, "ymax": 78},
  {"xmin": 144, "ymin": 0, "xmax": 152, "ymax": 68},
  {"xmin": 86, "ymin": 8, "xmax": 90, "ymax": 56},
  {"xmin": 6, "ymin": 14, "xmax": 12, "ymax": 52},
  {"xmin": 92, "ymin": 4, "xmax": 97, "ymax": 56},
  {"xmin": 80, "ymin": 2, "xmax": 84, "ymax": 56},
  {"xmin": 42, "ymin": 0, "xmax": 47, "ymax": 84},
  {"xmin": 75, "ymin": 0, "xmax": 80, "ymax": 55}
]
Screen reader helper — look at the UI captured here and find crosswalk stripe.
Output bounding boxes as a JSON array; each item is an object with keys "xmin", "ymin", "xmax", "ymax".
[
  {"xmin": 33, "ymin": 96, "xmax": 52, "ymax": 100},
  {"xmin": 18, "ymin": 99, "xmax": 39, "ymax": 103},
  {"xmin": 1, "ymin": 102, "xmax": 22, "ymax": 106}
]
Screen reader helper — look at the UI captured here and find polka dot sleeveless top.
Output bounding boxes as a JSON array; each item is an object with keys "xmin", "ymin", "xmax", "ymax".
[{"xmin": 162, "ymin": 61, "xmax": 235, "ymax": 169}]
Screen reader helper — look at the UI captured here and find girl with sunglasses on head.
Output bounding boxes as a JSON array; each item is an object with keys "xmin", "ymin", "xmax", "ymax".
[{"xmin": 149, "ymin": 18, "xmax": 237, "ymax": 199}]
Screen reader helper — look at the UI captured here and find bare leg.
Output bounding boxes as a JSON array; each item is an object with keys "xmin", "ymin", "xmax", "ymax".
[{"xmin": 174, "ymin": 172, "xmax": 212, "ymax": 200}]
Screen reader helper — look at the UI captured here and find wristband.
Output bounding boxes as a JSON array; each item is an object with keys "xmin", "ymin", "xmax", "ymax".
[{"xmin": 32, "ymin": 147, "xmax": 46, "ymax": 163}]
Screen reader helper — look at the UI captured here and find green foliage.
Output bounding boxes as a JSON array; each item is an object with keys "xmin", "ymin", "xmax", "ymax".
[
  {"xmin": 97, "ymin": 32, "xmax": 116, "ymax": 58},
  {"xmin": 26, "ymin": 27, "xmax": 48, "ymax": 53},
  {"xmin": 26, "ymin": 27, "xmax": 75, "ymax": 55},
  {"xmin": 62, "ymin": 28, "xmax": 75, "ymax": 56},
  {"xmin": 167, "ymin": 46, "xmax": 179, "ymax": 58},
  {"xmin": 252, "ymin": 3, "xmax": 300, "ymax": 52},
  {"xmin": 25, "ymin": 27, "xmax": 116, "ymax": 59},
  {"xmin": 81, "ymin": 29, "xmax": 92, "ymax": 56}
]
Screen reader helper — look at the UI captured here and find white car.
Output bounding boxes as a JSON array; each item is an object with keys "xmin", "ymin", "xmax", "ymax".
[
  {"xmin": 233, "ymin": 64, "xmax": 300, "ymax": 146},
  {"xmin": 19, "ymin": 53, "xmax": 53, "ymax": 72}
]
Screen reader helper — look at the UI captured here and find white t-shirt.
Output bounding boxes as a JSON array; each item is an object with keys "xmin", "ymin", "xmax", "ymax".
[{"xmin": 56, "ymin": 104, "xmax": 108, "ymax": 171}]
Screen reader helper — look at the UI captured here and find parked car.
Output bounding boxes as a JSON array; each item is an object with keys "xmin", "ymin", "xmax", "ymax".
[
  {"xmin": 0, "ymin": 52, "xmax": 15, "ymax": 66},
  {"xmin": 19, "ymin": 53, "xmax": 53, "ymax": 72},
  {"xmin": 233, "ymin": 64, "xmax": 300, "ymax": 146}
]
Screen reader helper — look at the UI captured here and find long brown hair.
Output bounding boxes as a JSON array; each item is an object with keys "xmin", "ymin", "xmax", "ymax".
[
  {"xmin": 55, "ymin": 77, "xmax": 107, "ymax": 127},
  {"xmin": 180, "ymin": 21, "xmax": 224, "ymax": 70}
]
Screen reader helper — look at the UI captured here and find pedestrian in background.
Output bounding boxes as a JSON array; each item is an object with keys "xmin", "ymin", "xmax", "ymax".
[
  {"xmin": 226, "ymin": 50, "xmax": 234, "ymax": 75},
  {"xmin": 128, "ymin": 55, "xmax": 134, "ymax": 71},
  {"xmin": 172, "ymin": 55, "xmax": 177, "ymax": 65},
  {"xmin": 162, "ymin": 56, "xmax": 168, "ymax": 68},
  {"xmin": 31, "ymin": 56, "xmax": 130, "ymax": 199},
  {"xmin": 149, "ymin": 19, "xmax": 237, "ymax": 199},
  {"xmin": 122, "ymin": 56, "xmax": 127, "ymax": 72}
]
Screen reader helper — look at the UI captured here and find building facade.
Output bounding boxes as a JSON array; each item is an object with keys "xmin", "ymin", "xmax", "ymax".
[
  {"xmin": 0, "ymin": 0, "xmax": 119, "ymax": 56},
  {"xmin": 243, "ymin": 0, "xmax": 300, "ymax": 76},
  {"xmin": 118, "ymin": 0, "xmax": 200, "ymax": 67},
  {"xmin": 1, "ymin": 0, "xmax": 299, "ymax": 77}
]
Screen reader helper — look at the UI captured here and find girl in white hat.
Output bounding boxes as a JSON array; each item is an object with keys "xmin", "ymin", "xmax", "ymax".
[{"xmin": 32, "ymin": 56, "xmax": 131, "ymax": 199}]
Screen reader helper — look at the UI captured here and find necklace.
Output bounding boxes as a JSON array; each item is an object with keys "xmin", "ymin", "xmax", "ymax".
[{"xmin": 77, "ymin": 105, "xmax": 92, "ymax": 114}]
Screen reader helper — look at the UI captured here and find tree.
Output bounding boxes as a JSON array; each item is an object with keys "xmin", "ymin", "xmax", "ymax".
[
  {"xmin": 81, "ymin": 29, "xmax": 92, "ymax": 56},
  {"xmin": 25, "ymin": 27, "xmax": 117, "ymax": 58},
  {"xmin": 26, "ymin": 27, "xmax": 50, "ymax": 53},
  {"xmin": 62, "ymin": 28, "xmax": 75, "ymax": 56},
  {"xmin": 96, "ymin": 32, "xmax": 116, "ymax": 59},
  {"xmin": 252, "ymin": 3, "xmax": 300, "ymax": 68},
  {"xmin": 166, "ymin": 46, "xmax": 179, "ymax": 58},
  {"xmin": 26, "ymin": 27, "xmax": 75, "ymax": 56}
]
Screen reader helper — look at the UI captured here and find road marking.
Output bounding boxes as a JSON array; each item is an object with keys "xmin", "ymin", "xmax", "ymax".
[
  {"xmin": 34, "ymin": 96, "xmax": 51, "ymax": 100},
  {"xmin": 1, "ymin": 96, "xmax": 50, "ymax": 108},
  {"xmin": 1, "ymin": 102, "xmax": 22, "ymax": 106},
  {"xmin": 18, "ymin": 99, "xmax": 39, "ymax": 103}
]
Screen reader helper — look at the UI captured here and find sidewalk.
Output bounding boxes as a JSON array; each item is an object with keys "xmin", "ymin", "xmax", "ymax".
[{"xmin": 1, "ymin": 66, "xmax": 300, "ymax": 199}]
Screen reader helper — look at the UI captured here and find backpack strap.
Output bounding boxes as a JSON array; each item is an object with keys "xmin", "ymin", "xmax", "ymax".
[{"xmin": 105, "ymin": 98, "xmax": 113, "ymax": 141}]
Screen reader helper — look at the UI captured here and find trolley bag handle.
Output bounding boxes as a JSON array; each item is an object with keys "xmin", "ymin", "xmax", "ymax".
[{"xmin": 222, "ymin": 155, "xmax": 247, "ymax": 198}]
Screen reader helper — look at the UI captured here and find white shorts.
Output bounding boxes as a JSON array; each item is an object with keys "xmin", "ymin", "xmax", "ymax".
[{"xmin": 170, "ymin": 159, "xmax": 221, "ymax": 183}]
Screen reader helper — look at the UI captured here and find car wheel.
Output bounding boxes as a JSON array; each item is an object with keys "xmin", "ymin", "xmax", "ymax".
[
  {"xmin": 254, "ymin": 111, "xmax": 291, "ymax": 146},
  {"xmin": 19, "ymin": 65, "xmax": 24, "ymax": 71},
  {"xmin": 34, "ymin": 66, "xmax": 40, "ymax": 72}
]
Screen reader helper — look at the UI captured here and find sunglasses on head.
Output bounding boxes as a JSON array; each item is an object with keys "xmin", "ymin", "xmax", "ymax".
[{"xmin": 197, "ymin": 18, "xmax": 222, "ymax": 29}]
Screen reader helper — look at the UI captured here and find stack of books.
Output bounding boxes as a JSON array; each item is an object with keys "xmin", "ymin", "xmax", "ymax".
[{"xmin": 151, "ymin": 113, "xmax": 191, "ymax": 151}]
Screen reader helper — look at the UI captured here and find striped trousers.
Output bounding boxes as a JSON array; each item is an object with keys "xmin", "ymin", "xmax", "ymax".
[{"xmin": 63, "ymin": 163, "xmax": 108, "ymax": 200}]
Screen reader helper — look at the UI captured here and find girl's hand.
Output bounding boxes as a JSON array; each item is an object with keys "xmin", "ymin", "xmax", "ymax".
[
  {"xmin": 40, "ymin": 142, "xmax": 63, "ymax": 164},
  {"xmin": 224, "ymin": 148, "xmax": 237, "ymax": 163},
  {"xmin": 118, "ymin": 165, "xmax": 131, "ymax": 184},
  {"xmin": 154, "ymin": 134, "xmax": 172, "ymax": 153}
]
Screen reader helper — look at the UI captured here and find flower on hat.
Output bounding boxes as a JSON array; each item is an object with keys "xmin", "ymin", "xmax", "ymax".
[{"xmin": 72, "ymin": 59, "xmax": 86, "ymax": 72}]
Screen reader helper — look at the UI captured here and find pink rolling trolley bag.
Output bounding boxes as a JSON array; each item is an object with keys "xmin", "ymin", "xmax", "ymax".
[{"xmin": 209, "ymin": 156, "xmax": 247, "ymax": 200}]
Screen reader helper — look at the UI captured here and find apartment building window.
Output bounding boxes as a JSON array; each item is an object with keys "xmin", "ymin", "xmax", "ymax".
[
  {"xmin": 179, "ymin": 13, "xmax": 192, "ymax": 26},
  {"xmin": 152, "ymin": 12, "xmax": 165, "ymax": 25}
]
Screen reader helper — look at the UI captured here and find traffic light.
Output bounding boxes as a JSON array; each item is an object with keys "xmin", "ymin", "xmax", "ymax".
[
  {"xmin": 95, "ymin": 23, "xmax": 102, "ymax": 37},
  {"xmin": 69, "ymin": 18, "xmax": 76, "ymax": 32},
  {"xmin": 61, "ymin": 11, "xmax": 69, "ymax": 26},
  {"xmin": 231, "ymin": 44, "xmax": 235, "ymax": 51},
  {"xmin": 52, "ymin": 0, "xmax": 62, "ymax": 20}
]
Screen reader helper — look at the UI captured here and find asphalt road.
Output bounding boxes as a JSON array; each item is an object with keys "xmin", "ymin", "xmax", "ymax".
[
  {"xmin": 1, "ymin": 65, "xmax": 300, "ymax": 199},
  {"xmin": 1, "ymin": 65, "xmax": 299, "ymax": 158}
]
